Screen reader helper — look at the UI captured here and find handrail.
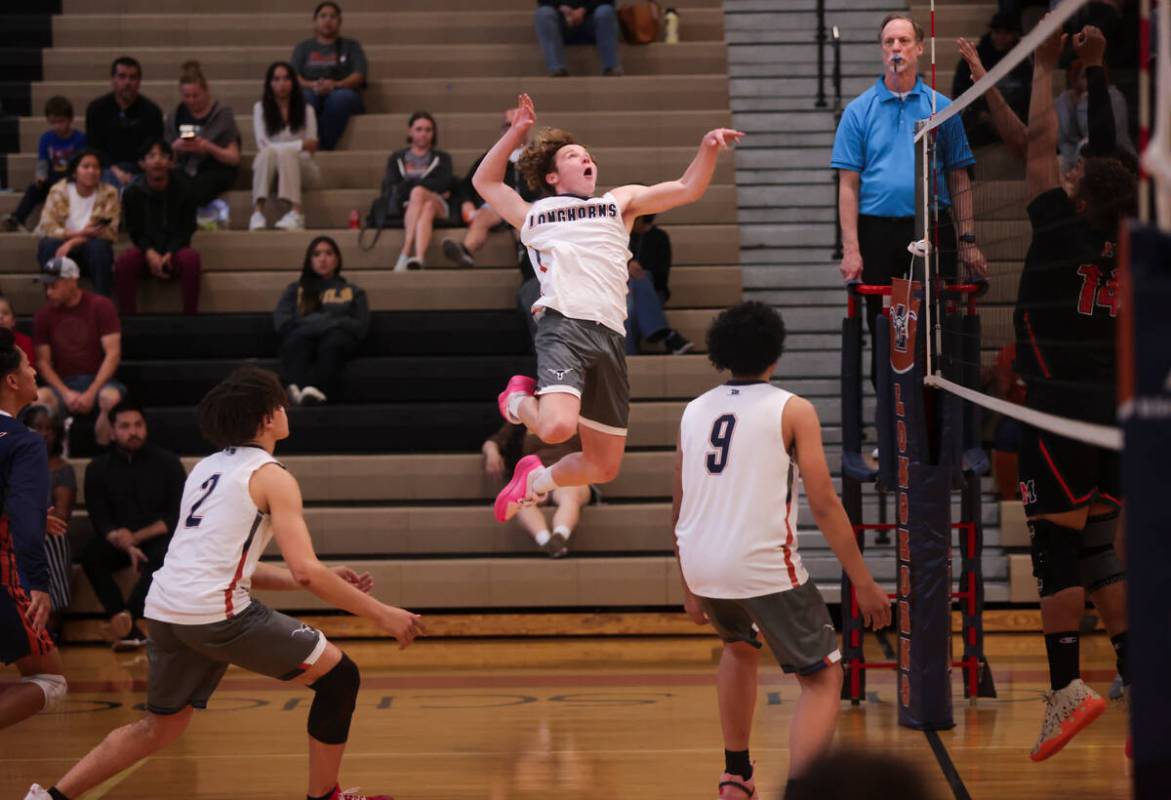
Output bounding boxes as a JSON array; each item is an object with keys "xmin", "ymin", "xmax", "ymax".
[
  {"xmin": 830, "ymin": 24, "xmax": 843, "ymax": 259},
  {"xmin": 815, "ymin": 0, "xmax": 828, "ymax": 108}
]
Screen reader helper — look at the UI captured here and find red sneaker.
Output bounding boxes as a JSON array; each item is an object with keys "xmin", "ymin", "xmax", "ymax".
[
  {"xmin": 497, "ymin": 375, "xmax": 536, "ymax": 424},
  {"xmin": 1029, "ymin": 678, "xmax": 1107, "ymax": 762},
  {"xmin": 494, "ymin": 454, "xmax": 546, "ymax": 522}
]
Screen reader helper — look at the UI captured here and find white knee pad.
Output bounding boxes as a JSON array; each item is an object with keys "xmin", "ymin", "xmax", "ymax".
[{"xmin": 21, "ymin": 673, "xmax": 67, "ymax": 712}]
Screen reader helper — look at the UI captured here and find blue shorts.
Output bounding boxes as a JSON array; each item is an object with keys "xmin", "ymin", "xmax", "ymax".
[{"xmin": 0, "ymin": 522, "xmax": 56, "ymax": 665}]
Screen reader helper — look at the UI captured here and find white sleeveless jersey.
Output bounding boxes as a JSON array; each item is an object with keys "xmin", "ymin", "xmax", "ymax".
[
  {"xmin": 675, "ymin": 381, "xmax": 808, "ymax": 599},
  {"xmin": 519, "ymin": 192, "xmax": 632, "ymax": 336},
  {"xmin": 145, "ymin": 446, "xmax": 280, "ymax": 624}
]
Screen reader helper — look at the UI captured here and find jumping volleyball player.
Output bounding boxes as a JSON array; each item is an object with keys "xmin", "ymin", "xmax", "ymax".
[
  {"xmin": 674, "ymin": 303, "xmax": 890, "ymax": 799},
  {"xmin": 474, "ymin": 93, "xmax": 743, "ymax": 521},
  {"xmin": 26, "ymin": 367, "xmax": 425, "ymax": 800}
]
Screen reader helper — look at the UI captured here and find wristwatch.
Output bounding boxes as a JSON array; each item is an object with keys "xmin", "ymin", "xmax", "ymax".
[{"xmin": 959, "ymin": 233, "xmax": 977, "ymax": 244}]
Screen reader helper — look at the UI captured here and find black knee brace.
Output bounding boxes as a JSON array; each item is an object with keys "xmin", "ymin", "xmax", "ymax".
[
  {"xmin": 1029, "ymin": 518, "xmax": 1083, "ymax": 597},
  {"xmin": 1080, "ymin": 512, "xmax": 1125, "ymax": 593},
  {"xmin": 307, "ymin": 653, "xmax": 360, "ymax": 745}
]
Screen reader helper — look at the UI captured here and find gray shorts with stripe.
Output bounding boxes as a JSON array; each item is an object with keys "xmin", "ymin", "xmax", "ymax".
[
  {"xmin": 700, "ymin": 580, "xmax": 841, "ymax": 675},
  {"xmin": 534, "ymin": 309, "xmax": 630, "ymax": 435}
]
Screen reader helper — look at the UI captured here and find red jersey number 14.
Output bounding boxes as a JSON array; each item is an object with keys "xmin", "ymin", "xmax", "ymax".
[{"xmin": 1076, "ymin": 265, "xmax": 1120, "ymax": 318}]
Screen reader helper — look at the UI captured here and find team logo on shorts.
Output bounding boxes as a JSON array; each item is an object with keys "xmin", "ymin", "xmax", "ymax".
[
  {"xmin": 546, "ymin": 367, "xmax": 574, "ymax": 381},
  {"xmin": 290, "ymin": 624, "xmax": 319, "ymax": 640},
  {"xmin": 1018, "ymin": 479, "xmax": 1038, "ymax": 505}
]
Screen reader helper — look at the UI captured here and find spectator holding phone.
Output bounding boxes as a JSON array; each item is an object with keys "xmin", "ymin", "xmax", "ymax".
[
  {"xmin": 34, "ymin": 149, "xmax": 119, "ymax": 298},
  {"xmin": 115, "ymin": 140, "xmax": 202, "ymax": 315}
]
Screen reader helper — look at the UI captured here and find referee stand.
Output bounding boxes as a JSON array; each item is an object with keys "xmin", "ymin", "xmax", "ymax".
[{"xmin": 838, "ymin": 279, "xmax": 995, "ymax": 725}]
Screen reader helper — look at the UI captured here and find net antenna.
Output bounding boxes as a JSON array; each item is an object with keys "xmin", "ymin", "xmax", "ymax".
[{"xmin": 1144, "ymin": 0, "xmax": 1171, "ymax": 229}]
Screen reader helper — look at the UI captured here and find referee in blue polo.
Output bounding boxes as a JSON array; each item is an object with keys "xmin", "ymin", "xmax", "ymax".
[{"xmin": 831, "ymin": 12, "xmax": 988, "ymax": 386}]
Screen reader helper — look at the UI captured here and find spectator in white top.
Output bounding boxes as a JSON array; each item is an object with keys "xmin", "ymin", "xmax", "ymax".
[{"xmin": 250, "ymin": 61, "xmax": 321, "ymax": 232}]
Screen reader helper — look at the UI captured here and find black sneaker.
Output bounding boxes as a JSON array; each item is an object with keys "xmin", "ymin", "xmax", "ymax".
[
  {"xmin": 664, "ymin": 331, "xmax": 694, "ymax": 355},
  {"xmin": 1, "ymin": 214, "xmax": 23, "ymax": 233},
  {"xmin": 442, "ymin": 239, "xmax": 476, "ymax": 268},
  {"xmin": 541, "ymin": 532, "xmax": 570, "ymax": 559}
]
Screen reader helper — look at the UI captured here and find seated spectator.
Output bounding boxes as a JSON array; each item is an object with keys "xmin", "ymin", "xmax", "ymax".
[
  {"xmin": 1057, "ymin": 58, "xmax": 1134, "ymax": 175},
  {"xmin": 627, "ymin": 215, "xmax": 691, "ymax": 354},
  {"xmin": 534, "ymin": 0, "xmax": 623, "ymax": 77},
  {"xmin": 952, "ymin": 12, "xmax": 1032, "ymax": 147},
  {"xmin": 3, "ymin": 96, "xmax": 86, "ymax": 232},
  {"xmin": 292, "ymin": 1, "xmax": 368, "ymax": 151},
  {"xmin": 85, "ymin": 56, "xmax": 165, "ymax": 190},
  {"xmin": 32, "ymin": 257, "xmax": 126, "ymax": 448},
  {"xmin": 251, "ymin": 61, "xmax": 320, "ymax": 232},
  {"xmin": 115, "ymin": 139, "xmax": 202, "ymax": 316},
  {"xmin": 165, "ymin": 60, "xmax": 241, "ymax": 230},
  {"xmin": 34, "ymin": 149, "xmax": 119, "ymax": 298},
  {"xmin": 482, "ymin": 422, "xmax": 593, "ymax": 558},
  {"xmin": 386, "ymin": 112, "xmax": 456, "ymax": 271},
  {"xmin": 274, "ymin": 236, "xmax": 369, "ymax": 405},
  {"xmin": 0, "ymin": 293, "xmax": 34, "ymax": 365},
  {"xmin": 443, "ymin": 109, "xmax": 525, "ymax": 268},
  {"xmin": 82, "ymin": 400, "xmax": 186, "ymax": 650},
  {"xmin": 18, "ymin": 404, "xmax": 77, "ymax": 641}
]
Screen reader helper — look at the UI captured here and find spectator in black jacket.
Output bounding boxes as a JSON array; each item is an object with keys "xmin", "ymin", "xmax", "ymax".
[
  {"xmin": 274, "ymin": 236, "xmax": 370, "ymax": 405},
  {"xmin": 81, "ymin": 400, "xmax": 186, "ymax": 650},
  {"xmin": 386, "ymin": 112, "xmax": 456, "ymax": 271},
  {"xmin": 85, "ymin": 56, "xmax": 165, "ymax": 190},
  {"xmin": 114, "ymin": 140, "xmax": 201, "ymax": 315},
  {"xmin": 952, "ymin": 12, "xmax": 1032, "ymax": 147},
  {"xmin": 626, "ymin": 215, "xmax": 691, "ymax": 355},
  {"xmin": 534, "ymin": 0, "xmax": 623, "ymax": 76}
]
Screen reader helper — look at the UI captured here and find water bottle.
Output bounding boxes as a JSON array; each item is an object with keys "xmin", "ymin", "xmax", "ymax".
[
  {"xmin": 348, "ymin": 209, "xmax": 360, "ymax": 230},
  {"xmin": 664, "ymin": 8, "xmax": 679, "ymax": 44}
]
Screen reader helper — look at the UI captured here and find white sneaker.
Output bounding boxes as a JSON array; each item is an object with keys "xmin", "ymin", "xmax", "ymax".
[
  {"xmin": 274, "ymin": 210, "xmax": 305, "ymax": 231},
  {"xmin": 24, "ymin": 785, "xmax": 53, "ymax": 800},
  {"xmin": 249, "ymin": 210, "xmax": 267, "ymax": 231},
  {"xmin": 287, "ymin": 384, "xmax": 302, "ymax": 406},
  {"xmin": 300, "ymin": 385, "xmax": 327, "ymax": 405},
  {"xmin": 393, "ymin": 253, "xmax": 410, "ymax": 272}
]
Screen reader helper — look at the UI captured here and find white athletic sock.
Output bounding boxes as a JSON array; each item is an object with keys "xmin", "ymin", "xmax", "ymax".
[
  {"xmin": 554, "ymin": 524, "xmax": 572, "ymax": 541},
  {"xmin": 534, "ymin": 530, "xmax": 552, "ymax": 546},
  {"xmin": 507, "ymin": 393, "xmax": 526, "ymax": 421},
  {"xmin": 531, "ymin": 467, "xmax": 560, "ymax": 495}
]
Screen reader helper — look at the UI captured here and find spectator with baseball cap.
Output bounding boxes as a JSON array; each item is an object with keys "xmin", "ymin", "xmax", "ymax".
[{"xmin": 32, "ymin": 256, "xmax": 126, "ymax": 448}]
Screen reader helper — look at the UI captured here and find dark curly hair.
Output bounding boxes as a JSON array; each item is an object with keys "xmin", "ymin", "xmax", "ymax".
[
  {"xmin": 705, "ymin": 302, "xmax": 787, "ymax": 378},
  {"xmin": 1077, "ymin": 156, "xmax": 1138, "ymax": 235},
  {"xmin": 197, "ymin": 366, "xmax": 288, "ymax": 449},
  {"xmin": 517, "ymin": 127, "xmax": 583, "ymax": 195}
]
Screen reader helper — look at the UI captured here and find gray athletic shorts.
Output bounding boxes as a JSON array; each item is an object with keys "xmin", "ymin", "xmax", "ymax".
[
  {"xmin": 700, "ymin": 580, "xmax": 842, "ymax": 675},
  {"xmin": 534, "ymin": 309, "xmax": 630, "ymax": 435},
  {"xmin": 145, "ymin": 601, "xmax": 327, "ymax": 715}
]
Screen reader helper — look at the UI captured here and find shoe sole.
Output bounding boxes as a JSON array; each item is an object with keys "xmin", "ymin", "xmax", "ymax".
[
  {"xmin": 497, "ymin": 375, "xmax": 536, "ymax": 423},
  {"xmin": 1030, "ymin": 696, "xmax": 1107, "ymax": 761},
  {"xmin": 442, "ymin": 240, "xmax": 473, "ymax": 267},
  {"xmin": 494, "ymin": 455, "xmax": 542, "ymax": 522}
]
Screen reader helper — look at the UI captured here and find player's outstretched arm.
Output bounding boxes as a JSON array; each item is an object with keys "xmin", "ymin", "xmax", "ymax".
[
  {"xmin": 785, "ymin": 397, "xmax": 891, "ymax": 630},
  {"xmin": 252, "ymin": 562, "xmax": 375, "ymax": 594},
  {"xmin": 613, "ymin": 127, "xmax": 744, "ymax": 221},
  {"xmin": 253, "ymin": 464, "xmax": 426, "ymax": 647},
  {"xmin": 472, "ymin": 93, "xmax": 536, "ymax": 230},
  {"xmin": 1026, "ymin": 20, "xmax": 1065, "ymax": 201}
]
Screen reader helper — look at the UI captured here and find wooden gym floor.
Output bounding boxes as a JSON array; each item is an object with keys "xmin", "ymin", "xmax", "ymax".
[{"xmin": 0, "ymin": 633, "xmax": 1129, "ymax": 799}]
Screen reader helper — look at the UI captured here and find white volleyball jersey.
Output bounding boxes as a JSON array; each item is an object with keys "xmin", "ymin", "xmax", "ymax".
[
  {"xmin": 145, "ymin": 446, "xmax": 280, "ymax": 624},
  {"xmin": 520, "ymin": 191, "xmax": 632, "ymax": 336},
  {"xmin": 675, "ymin": 381, "xmax": 808, "ymax": 599}
]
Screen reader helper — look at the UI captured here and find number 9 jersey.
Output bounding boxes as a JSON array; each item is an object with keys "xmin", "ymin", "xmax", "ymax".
[
  {"xmin": 145, "ymin": 446, "xmax": 280, "ymax": 625},
  {"xmin": 675, "ymin": 380, "xmax": 807, "ymax": 599}
]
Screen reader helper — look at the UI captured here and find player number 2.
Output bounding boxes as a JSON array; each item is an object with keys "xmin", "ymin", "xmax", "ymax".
[
  {"xmin": 185, "ymin": 474, "xmax": 222, "ymax": 528},
  {"xmin": 706, "ymin": 415, "xmax": 737, "ymax": 474}
]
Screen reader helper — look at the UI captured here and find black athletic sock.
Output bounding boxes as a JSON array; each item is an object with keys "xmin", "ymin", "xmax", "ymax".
[
  {"xmin": 724, "ymin": 749, "xmax": 752, "ymax": 781},
  {"xmin": 1045, "ymin": 631, "xmax": 1081, "ymax": 691},
  {"xmin": 48, "ymin": 788, "xmax": 71, "ymax": 800},
  {"xmin": 1111, "ymin": 631, "xmax": 1129, "ymax": 685},
  {"xmin": 306, "ymin": 786, "xmax": 337, "ymax": 800}
]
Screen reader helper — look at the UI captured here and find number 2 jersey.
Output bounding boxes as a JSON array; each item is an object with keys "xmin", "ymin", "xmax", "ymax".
[
  {"xmin": 675, "ymin": 381, "xmax": 807, "ymax": 599},
  {"xmin": 1013, "ymin": 188, "xmax": 1118, "ymax": 422},
  {"xmin": 519, "ymin": 192, "xmax": 632, "ymax": 336},
  {"xmin": 145, "ymin": 446, "xmax": 279, "ymax": 625}
]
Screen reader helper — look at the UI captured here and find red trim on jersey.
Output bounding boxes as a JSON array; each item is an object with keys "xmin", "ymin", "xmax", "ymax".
[
  {"xmin": 1023, "ymin": 312, "xmax": 1052, "ymax": 379},
  {"xmin": 223, "ymin": 512, "xmax": 263, "ymax": 620},
  {"xmin": 1038, "ymin": 438, "xmax": 1095, "ymax": 505},
  {"xmin": 782, "ymin": 493, "xmax": 800, "ymax": 588}
]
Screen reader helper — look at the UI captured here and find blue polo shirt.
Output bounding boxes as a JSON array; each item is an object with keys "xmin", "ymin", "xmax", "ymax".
[{"xmin": 830, "ymin": 76, "xmax": 976, "ymax": 218}]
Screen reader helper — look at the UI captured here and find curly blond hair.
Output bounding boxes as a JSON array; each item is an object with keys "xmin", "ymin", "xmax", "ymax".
[{"xmin": 517, "ymin": 127, "xmax": 586, "ymax": 195}]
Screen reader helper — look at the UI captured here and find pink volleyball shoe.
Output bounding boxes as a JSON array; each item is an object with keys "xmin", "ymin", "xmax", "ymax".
[
  {"xmin": 497, "ymin": 375, "xmax": 537, "ymax": 424},
  {"xmin": 494, "ymin": 455, "xmax": 546, "ymax": 522}
]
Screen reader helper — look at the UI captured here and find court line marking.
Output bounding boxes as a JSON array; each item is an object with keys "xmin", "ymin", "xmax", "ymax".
[
  {"xmin": 84, "ymin": 758, "xmax": 150, "ymax": 799},
  {"xmin": 925, "ymin": 731, "xmax": 972, "ymax": 800}
]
